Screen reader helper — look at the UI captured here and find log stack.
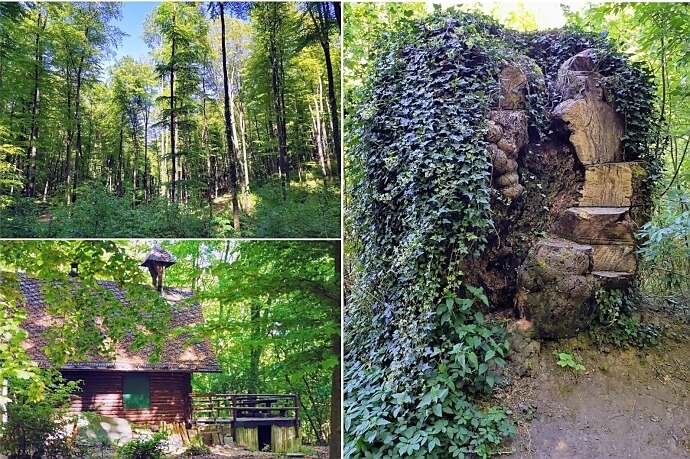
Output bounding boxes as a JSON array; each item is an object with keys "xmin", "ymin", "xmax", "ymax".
[
  {"xmin": 488, "ymin": 63, "xmax": 533, "ymax": 198},
  {"xmin": 517, "ymin": 49, "xmax": 644, "ymax": 338}
]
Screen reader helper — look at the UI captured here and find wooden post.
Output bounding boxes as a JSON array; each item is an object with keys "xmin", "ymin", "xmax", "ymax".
[
  {"xmin": 231, "ymin": 394, "xmax": 237, "ymax": 443},
  {"xmin": 294, "ymin": 393, "xmax": 300, "ymax": 439}
]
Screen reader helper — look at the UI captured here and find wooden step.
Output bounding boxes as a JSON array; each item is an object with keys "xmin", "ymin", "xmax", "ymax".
[
  {"xmin": 533, "ymin": 237, "xmax": 592, "ymax": 275},
  {"xmin": 592, "ymin": 270, "xmax": 635, "ymax": 289},
  {"xmin": 579, "ymin": 162, "xmax": 645, "ymax": 207},
  {"xmin": 555, "ymin": 207, "xmax": 635, "ymax": 245},
  {"xmin": 591, "ymin": 244, "xmax": 637, "ymax": 272}
]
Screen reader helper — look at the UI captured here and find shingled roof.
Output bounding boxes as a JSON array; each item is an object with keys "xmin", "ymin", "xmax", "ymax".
[
  {"xmin": 19, "ymin": 275, "xmax": 220, "ymax": 373},
  {"xmin": 141, "ymin": 244, "xmax": 176, "ymax": 267}
]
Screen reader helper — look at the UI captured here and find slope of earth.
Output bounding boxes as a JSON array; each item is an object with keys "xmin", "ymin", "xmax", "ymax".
[{"xmin": 502, "ymin": 299, "xmax": 690, "ymax": 458}]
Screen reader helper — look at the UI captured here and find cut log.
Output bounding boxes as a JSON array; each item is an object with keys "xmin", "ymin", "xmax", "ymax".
[
  {"xmin": 553, "ymin": 96, "xmax": 624, "ymax": 165},
  {"xmin": 552, "ymin": 49, "xmax": 624, "ymax": 165},
  {"xmin": 499, "ymin": 64, "xmax": 528, "ymax": 109},
  {"xmin": 591, "ymin": 245, "xmax": 637, "ymax": 272},
  {"xmin": 530, "ymin": 237, "xmax": 592, "ymax": 278},
  {"xmin": 579, "ymin": 162, "xmax": 646, "ymax": 207},
  {"xmin": 489, "ymin": 110, "xmax": 528, "ymax": 158},
  {"xmin": 554, "ymin": 207, "xmax": 635, "ymax": 245},
  {"xmin": 592, "ymin": 271, "xmax": 635, "ymax": 290},
  {"xmin": 487, "ymin": 120, "xmax": 503, "ymax": 142}
]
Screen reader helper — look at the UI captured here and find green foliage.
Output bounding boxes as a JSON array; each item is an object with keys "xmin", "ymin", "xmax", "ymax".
[
  {"xmin": 0, "ymin": 182, "xmax": 212, "ymax": 237},
  {"xmin": 0, "ymin": 2, "xmax": 340, "ymax": 238},
  {"xmin": 116, "ymin": 431, "xmax": 168, "ymax": 459},
  {"xmin": 590, "ymin": 288, "xmax": 662, "ymax": 348},
  {"xmin": 553, "ymin": 350, "xmax": 585, "ymax": 372},
  {"xmin": 0, "ymin": 371, "xmax": 80, "ymax": 459},
  {"xmin": 345, "ymin": 294, "xmax": 514, "ymax": 459},
  {"xmin": 184, "ymin": 240, "xmax": 339, "ymax": 446},
  {"xmin": 637, "ymin": 191, "xmax": 690, "ymax": 292},
  {"xmin": 232, "ymin": 177, "xmax": 340, "ymax": 238},
  {"xmin": 181, "ymin": 443, "xmax": 211, "ymax": 457}
]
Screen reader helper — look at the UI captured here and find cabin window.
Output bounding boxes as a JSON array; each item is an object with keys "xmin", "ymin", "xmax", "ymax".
[{"xmin": 123, "ymin": 374, "xmax": 150, "ymax": 409}]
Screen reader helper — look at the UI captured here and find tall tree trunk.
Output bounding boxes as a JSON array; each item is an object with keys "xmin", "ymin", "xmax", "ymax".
[
  {"xmin": 169, "ymin": 13, "xmax": 177, "ymax": 203},
  {"xmin": 220, "ymin": 3, "xmax": 241, "ymax": 232},
  {"xmin": 310, "ymin": 99, "xmax": 327, "ymax": 179},
  {"xmin": 73, "ymin": 48, "xmax": 86, "ymax": 204},
  {"xmin": 144, "ymin": 104, "xmax": 149, "ymax": 202},
  {"xmin": 131, "ymin": 107, "xmax": 139, "ymax": 201},
  {"xmin": 319, "ymin": 78, "xmax": 333, "ymax": 176},
  {"xmin": 239, "ymin": 97, "xmax": 250, "ymax": 209},
  {"xmin": 64, "ymin": 68, "xmax": 73, "ymax": 206},
  {"xmin": 248, "ymin": 300, "xmax": 262, "ymax": 394},
  {"xmin": 266, "ymin": 5, "xmax": 289, "ymax": 197},
  {"xmin": 309, "ymin": 3, "xmax": 340, "ymax": 176},
  {"xmin": 201, "ymin": 75, "xmax": 213, "ymax": 200},
  {"xmin": 229, "ymin": 68, "xmax": 247, "ymax": 208},
  {"xmin": 117, "ymin": 125, "xmax": 124, "ymax": 197},
  {"xmin": 25, "ymin": 9, "xmax": 46, "ymax": 198},
  {"xmin": 330, "ymin": 240, "xmax": 342, "ymax": 459}
]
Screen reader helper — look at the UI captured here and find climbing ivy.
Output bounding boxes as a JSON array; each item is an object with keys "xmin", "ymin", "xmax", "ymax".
[
  {"xmin": 345, "ymin": 9, "xmax": 661, "ymax": 459},
  {"xmin": 345, "ymin": 11, "xmax": 517, "ymax": 458}
]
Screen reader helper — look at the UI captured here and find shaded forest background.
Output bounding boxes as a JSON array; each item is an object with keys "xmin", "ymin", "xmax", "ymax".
[{"xmin": 0, "ymin": 1, "xmax": 341, "ymax": 238}]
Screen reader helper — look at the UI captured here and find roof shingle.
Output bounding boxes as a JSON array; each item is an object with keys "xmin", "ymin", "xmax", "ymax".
[{"xmin": 18, "ymin": 275, "xmax": 220, "ymax": 373}]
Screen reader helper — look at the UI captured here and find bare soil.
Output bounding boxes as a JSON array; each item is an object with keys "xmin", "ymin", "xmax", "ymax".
[{"xmin": 499, "ymin": 298, "xmax": 690, "ymax": 458}]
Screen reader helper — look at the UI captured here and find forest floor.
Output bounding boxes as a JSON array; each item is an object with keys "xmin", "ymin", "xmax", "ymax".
[
  {"xmin": 502, "ymin": 296, "xmax": 690, "ymax": 458},
  {"xmin": 169, "ymin": 444, "xmax": 328, "ymax": 458}
]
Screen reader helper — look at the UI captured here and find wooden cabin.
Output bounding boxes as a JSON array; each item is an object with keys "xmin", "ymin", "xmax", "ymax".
[{"xmin": 18, "ymin": 246, "xmax": 220, "ymax": 426}]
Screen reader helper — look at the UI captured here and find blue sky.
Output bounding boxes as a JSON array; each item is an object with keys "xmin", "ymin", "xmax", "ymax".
[{"xmin": 111, "ymin": 2, "xmax": 159, "ymax": 63}]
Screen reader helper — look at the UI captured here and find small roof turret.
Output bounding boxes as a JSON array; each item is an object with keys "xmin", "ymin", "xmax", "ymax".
[{"xmin": 141, "ymin": 244, "xmax": 176, "ymax": 292}]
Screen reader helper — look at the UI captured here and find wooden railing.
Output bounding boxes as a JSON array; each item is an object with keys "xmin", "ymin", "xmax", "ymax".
[{"xmin": 190, "ymin": 393, "xmax": 299, "ymax": 423}]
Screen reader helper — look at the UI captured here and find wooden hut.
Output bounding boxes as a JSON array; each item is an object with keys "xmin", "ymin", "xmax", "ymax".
[{"xmin": 18, "ymin": 246, "xmax": 220, "ymax": 427}]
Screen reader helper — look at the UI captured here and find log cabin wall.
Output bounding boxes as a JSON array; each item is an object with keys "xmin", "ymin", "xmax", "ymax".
[{"xmin": 61, "ymin": 370, "xmax": 192, "ymax": 424}]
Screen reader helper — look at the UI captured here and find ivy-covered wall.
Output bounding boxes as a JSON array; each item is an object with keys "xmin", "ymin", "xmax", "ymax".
[{"xmin": 345, "ymin": 10, "xmax": 660, "ymax": 458}]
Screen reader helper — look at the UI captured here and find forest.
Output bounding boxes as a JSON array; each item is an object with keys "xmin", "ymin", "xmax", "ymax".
[
  {"xmin": 344, "ymin": 2, "xmax": 690, "ymax": 458},
  {"xmin": 0, "ymin": 240, "xmax": 340, "ymax": 457},
  {"xmin": 0, "ymin": 2, "xmax": 341, "ymax": 238}
]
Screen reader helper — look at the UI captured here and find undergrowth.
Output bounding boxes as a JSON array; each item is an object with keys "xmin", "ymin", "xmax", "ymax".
[
  {"xmin": 589, "ymin": 288, "xmax": 663, "ymax": 348},
  {"xmin": 222, "ymin": 177, "xmax": 340, "ymax": 238},
  {"xmin": 0, "ymin": 174, "xmax": 340, "ymax": 238},
  {"xmin": 0, "ymin": 182, "xmax": 212, "ymax": 238}
]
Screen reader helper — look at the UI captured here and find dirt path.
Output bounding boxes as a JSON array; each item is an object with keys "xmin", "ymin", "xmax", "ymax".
[
  {"xmin": 504, "ymin": 302, "xmax": 690, "ymax": 458},
  {"xmin": 212, "ymin": 193, "xmax": 234, "ymax": 215}
]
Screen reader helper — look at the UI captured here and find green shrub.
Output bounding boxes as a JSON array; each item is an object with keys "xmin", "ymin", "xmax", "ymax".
[
  {"xmin": 234, "ymin": 178, "xmax": 340, "ymax": 238},
  {"xmin": 0, "ymin": 371, "xmax": 80, "ymax": 459},
  {"xmin": 116, "ymin": 431, "xmax": 168, "ymax": 459},
  {"xmin": 181, "ymin": 444, "xmax": 211, "ymax": 457}
]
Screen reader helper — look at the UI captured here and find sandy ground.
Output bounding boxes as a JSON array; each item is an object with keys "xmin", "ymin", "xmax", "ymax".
[{"xmin": 501, "ymin": 299, "xmax": 690, "ymax": 458}]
